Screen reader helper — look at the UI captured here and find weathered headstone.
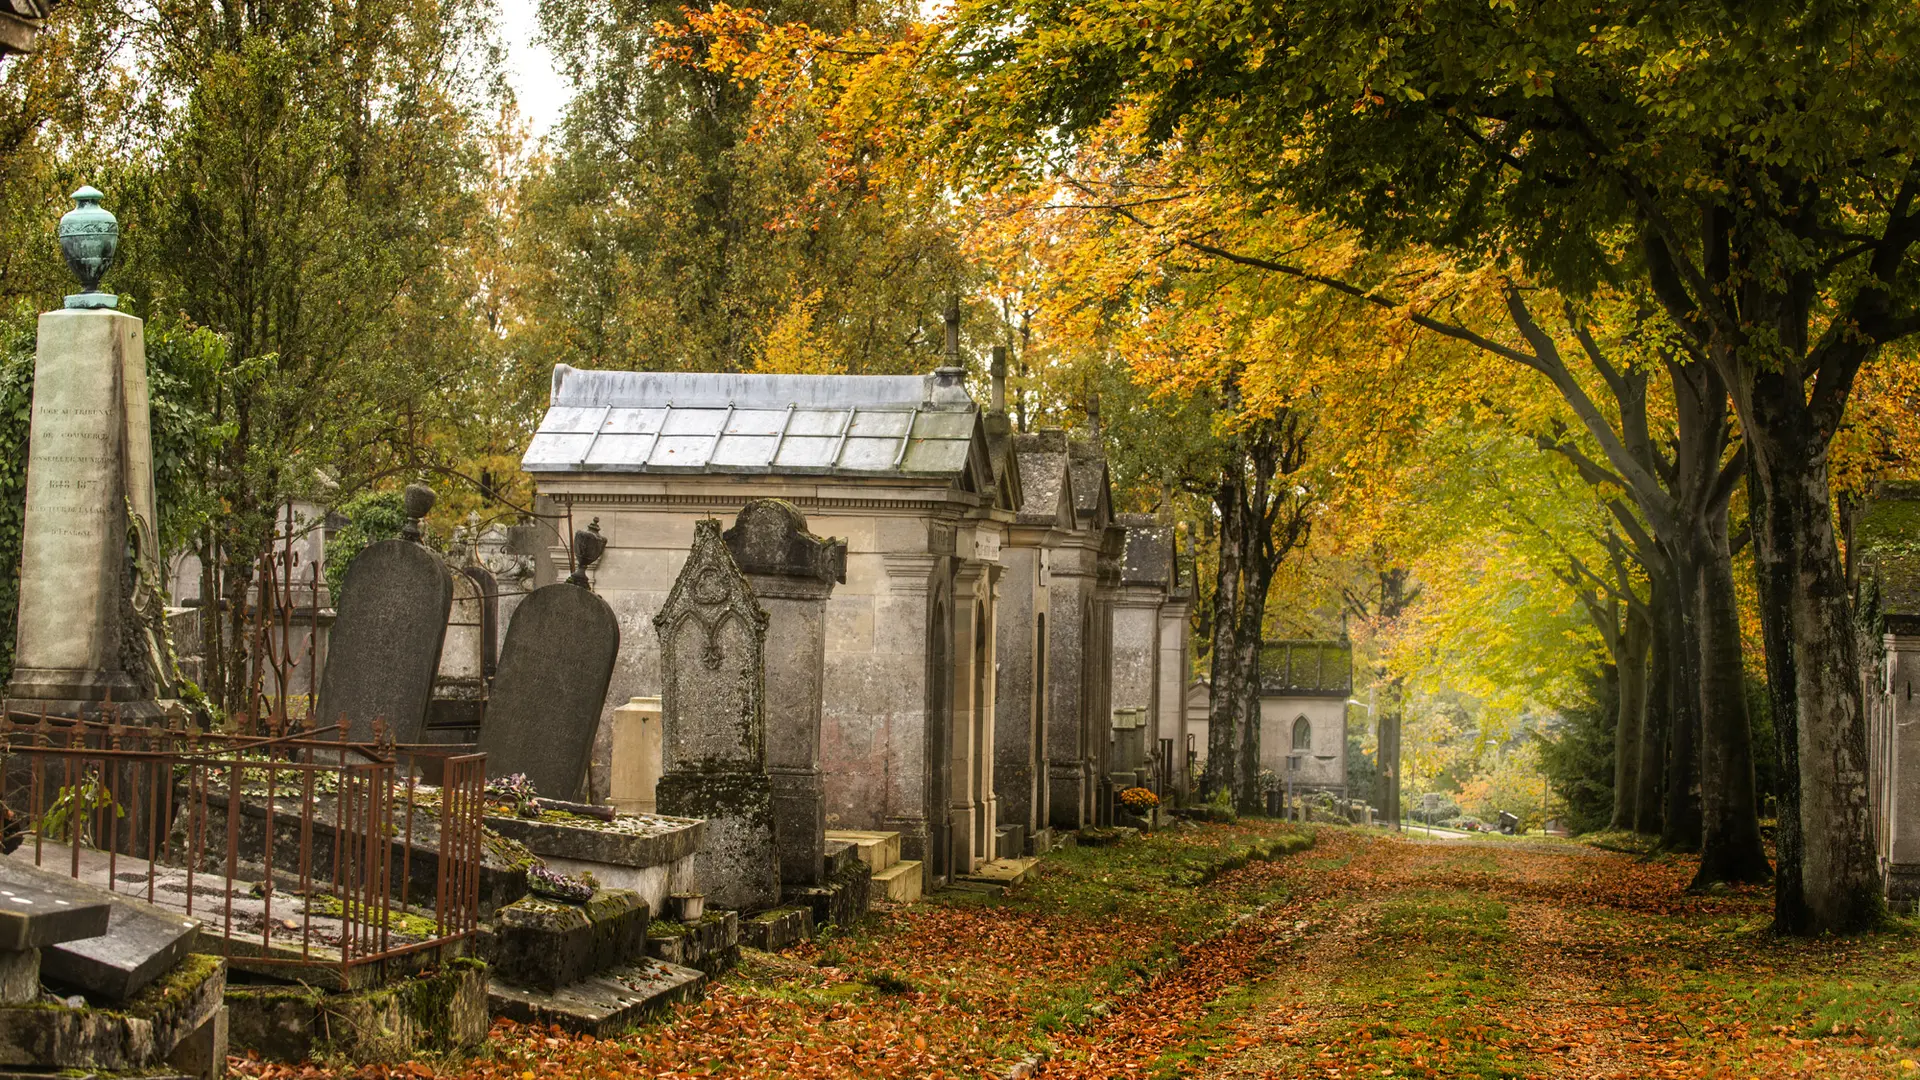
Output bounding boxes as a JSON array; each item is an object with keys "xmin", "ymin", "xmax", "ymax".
[
  {"xmin": 6, "ymin": 187, "xmax": 161, "ymax": 720},
  {"xmin": 723, "ymin": 499, "xmax": 844, "ymax": 888},
  {"xmin": 477, "ymin": 581, "xmax": 620, "ymax": 801},
  {"xmin": 313, "ymin": 521, "xmax": 454, "ymax": 744},
  {"xmin": 653, "ymin": 519, "xmax": 780, "ymax": 912}
]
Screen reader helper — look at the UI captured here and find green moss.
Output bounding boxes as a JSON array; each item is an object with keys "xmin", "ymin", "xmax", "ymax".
[
  {"xmin": 302, "ymin": 893, "xmax": 445, "ymax": 939},
  {"xmin": 117, "ymin": 952, "xmax": 224, "ymax": 1020},
  {"xmin": 482, "ymin": 829, "xmax": 539, "ymax": 872},
  {"xmin": 400, "ymin": 961, "xmax": 483, "ymax": 1041}
]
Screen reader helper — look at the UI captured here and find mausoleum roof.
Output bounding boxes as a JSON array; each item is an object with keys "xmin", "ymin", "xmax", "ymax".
[
  {"xmin": 1066, "ymin": 436, "xmax": 1113, "ymax": 529},
  {"xmin": 1117, "ymin": 513, "xmax": 1173, "ymax": 587},
  {"xmin": 523, "ymin": 366, "xmax": 1003, "ymax": 503},
  {"xmin": 1259, "ymin": 639, "xmax": 1354, "ymax": 698},
  {"xmin": 1011, "ymin": 431, "xmax": 1074, "ymax": 527},
  {"xmin": 1856, "ymin": 481, "xmax": 1920, "ymax": 634}
]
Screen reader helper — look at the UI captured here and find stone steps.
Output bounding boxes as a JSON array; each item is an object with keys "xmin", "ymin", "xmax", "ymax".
[
  {"xmin": 487, "ymin": 958, "xmax": 707, "ymax": 1037},
  {"xmin": 823, "ymin": 830, "xmax": 900, "ymax": 874},
  {"xmin": 870, "ymin": 860, "xmax": 923, "ymax": 904},
  {"xmin": 956, "ymin": 857, "xmax": 1040, "ymax": 892}
]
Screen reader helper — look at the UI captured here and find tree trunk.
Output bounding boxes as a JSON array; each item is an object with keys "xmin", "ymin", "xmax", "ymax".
[
  {"xmin": 1235, "ymin": 539, "xmax": 1280, "ymax": 816},
  {"xmin": 1636, "ymin": 603, "xmax": 1670, "ymax": 836},
  {"xmin": 1748, "ymin": 375, "xmax": 1881, "ymax": 930},
  {"xmin": 1749, "ymin": 462, "xmax": 1808, "ymax": 932},
  {"xmin": 1378, "ymin": 676, "xmax": 1404, "ymax": 829},
  {"xmin": 1659, "ymin": 557, "xmax": 1702, "ymax": 851},
  {"xmin": 1689, "ymin": 519, "xmax": 1772, "ymax": 885},
  {"xmin": 1204, "ymin": 470, "xmax": 1245, "ymax": 802},
  {"xmin": 1611, "ymin": 605, "xmax": 1650, "ymax": 831}
]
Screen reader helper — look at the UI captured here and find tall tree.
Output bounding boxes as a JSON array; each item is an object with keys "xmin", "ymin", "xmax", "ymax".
[
  {"xmin": 524, "ymin": 0, "xmax": 970, "ymax": 378},
  {"xmin": 109, "ymin": 0, "xmax": 506, "ymax": 710},
  {"xmin": 924, "ymin": 0, "xmax": 1903, "ymax": 931}
]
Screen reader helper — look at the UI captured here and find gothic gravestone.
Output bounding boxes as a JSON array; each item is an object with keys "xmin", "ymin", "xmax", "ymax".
[
  {"xmin": 314, "ymin": 539, "xmax": 454, "ymax": 744},
  {"xmin": 723, "ymin": 499, "xmax": 844, "ymax": 888},
  {"xmin": 654, "ymin": 519, "xmax": 779, "ymax": 912},
  {"xmin": 477, "ymin": 582, "xmax": 620, "ymax": 802}
]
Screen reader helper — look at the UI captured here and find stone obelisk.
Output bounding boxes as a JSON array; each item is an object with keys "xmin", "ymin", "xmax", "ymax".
[{"xmin": 6, "ymin": 186, "xmax": 160, "ymax": 720}]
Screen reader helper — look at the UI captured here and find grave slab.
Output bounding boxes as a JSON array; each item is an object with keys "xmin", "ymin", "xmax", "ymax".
[
  {"xmin": 225, "ymin": 958, "xmax": 487, "ymax": 1064},
  {"xmin": 41, "ymin": 887, "xmax": 201, "ymax": 1002},
  {"xmin": 644, "ymin": 911, "xmax": 738, "ymax": 976},
  {"xmin": 478, "ymin": 582, "xmax": 620, "ymax": 802},
  {"xmin": 0, "ymin": 862, "xmax": 112, "ymax": 949},
  {"xmin": 740, "ymin": 905, "xmax": 812, "ymax": 952},
  {"xmin": 0, "ymin": 952, "xmax": 224, "ymax": 1074}
]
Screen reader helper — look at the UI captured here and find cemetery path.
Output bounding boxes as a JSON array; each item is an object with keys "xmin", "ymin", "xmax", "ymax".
[
  {"xmin": 1164, "ymin": 830, "xmax": 1915, "ymax": 1080},
  {"xmin": 229, "ymin": 823, "xmax": 1919, "ymax": 1080}
]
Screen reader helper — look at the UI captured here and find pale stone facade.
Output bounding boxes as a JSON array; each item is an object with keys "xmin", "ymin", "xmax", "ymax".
[{"xmin": 521, "ymin": 366, "xmax": 1015, "ymax": 885}]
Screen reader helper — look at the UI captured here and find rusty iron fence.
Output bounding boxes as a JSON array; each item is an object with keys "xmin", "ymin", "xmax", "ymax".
[
  {"xmin": 244, "ymin": 518, "xmax": 328, "ymax": 722},
  {"xmin": 0, "ymin": 705, "xmax": 483, "ymax": 981}
]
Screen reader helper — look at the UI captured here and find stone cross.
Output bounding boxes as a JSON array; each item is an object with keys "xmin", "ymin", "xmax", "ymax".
[
  {"xmin": 723, "ymin": 499, "xmax": 844, "ymax": 888},
  {"xmin": 477, "ymin": 580, "xmax": 620, "ymax": 801},
  {"xmin": 653, "ymin": 518, "xmax": 780, "ymax": 912}
]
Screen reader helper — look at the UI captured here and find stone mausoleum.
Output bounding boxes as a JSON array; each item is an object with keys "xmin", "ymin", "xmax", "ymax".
[
  {"xmin": 1258, "ymin": 639, "xmax": 1354, "ymax": 797},
  {"xmin": 1852, "ymin": 481, "xmax": 1920, "ymax": 905},
  {"xmin": 522, "ymin": 364, "xmax": 1020, "ymax": 887}
]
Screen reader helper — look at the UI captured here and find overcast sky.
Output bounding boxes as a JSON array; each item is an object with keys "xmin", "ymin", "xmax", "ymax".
[{"xmin": 498, "ymin": 4, "xmax": 568, "ymax": 137}]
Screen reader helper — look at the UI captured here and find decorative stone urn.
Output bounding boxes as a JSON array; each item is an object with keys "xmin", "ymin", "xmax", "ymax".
[
  {"xmin": 401, "ymin": 482, "xmax": 437, "ymax": 543},
  {"xmin": 58, "ymin": 185, "xmax": 118, "ymax": 310},
  {"xmin": 568, "ymin": 518, "xmax": 607, "ymax": 588}
]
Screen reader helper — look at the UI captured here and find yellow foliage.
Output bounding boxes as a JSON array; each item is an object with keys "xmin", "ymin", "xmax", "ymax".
[{"xmin": 753, "ymin": 289, "xmax": 843, "ymax": 375}]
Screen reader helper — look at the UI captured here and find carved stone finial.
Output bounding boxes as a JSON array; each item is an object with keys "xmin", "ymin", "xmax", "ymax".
[{"xmin": 401, "ymin": 483, "xmax": 435, "ymax": 543}]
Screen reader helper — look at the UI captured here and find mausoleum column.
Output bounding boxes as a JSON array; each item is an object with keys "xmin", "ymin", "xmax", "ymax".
[
  {"xmin": 878, "ymin": 550, "xmax": 948, "ymax": 877},
  {"xmin": 1158, "ymin": 597, "xmax": 1193, "ymax": 798},
  {"xmin": 951, "ymin": 559, "xmax": 993, "ymax": 872},
  {"xmin": 1883, "ymin": 634, "xmax": 1920, "ymax": 902},
  {"xmin": 1046, "ymin": 547, "xmax": 1096, "ymax": 831}
]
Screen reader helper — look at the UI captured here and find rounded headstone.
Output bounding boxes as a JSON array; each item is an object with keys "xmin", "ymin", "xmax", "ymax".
[
  {"xmin": 314, "ymin": 539, "xmax": 455, "ymax": 743},
  {"xmin": 478, "ymin": 582, "xmax": 621, "ymax": 801}
]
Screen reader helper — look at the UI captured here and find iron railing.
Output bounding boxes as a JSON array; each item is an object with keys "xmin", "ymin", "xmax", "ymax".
[{"xmin": 0, "ymin": 706, "xmax": 483, "ymax": 981}]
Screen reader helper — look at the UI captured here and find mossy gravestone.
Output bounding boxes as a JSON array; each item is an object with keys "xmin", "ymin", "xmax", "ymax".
[
  {"xmin": 723, "ymin": 499, "xmax": 843, "ymax": 888},
  {"xmin": 653, "ymin": 519, "xmax": 779, "ymax": 912},
  {"xmin": 314, "ymin": 539, "xmax": 454, "ymax": 744},
  {"xmin": 478, "ymin": 582, "xmax": 620, "ymax": 801}
]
